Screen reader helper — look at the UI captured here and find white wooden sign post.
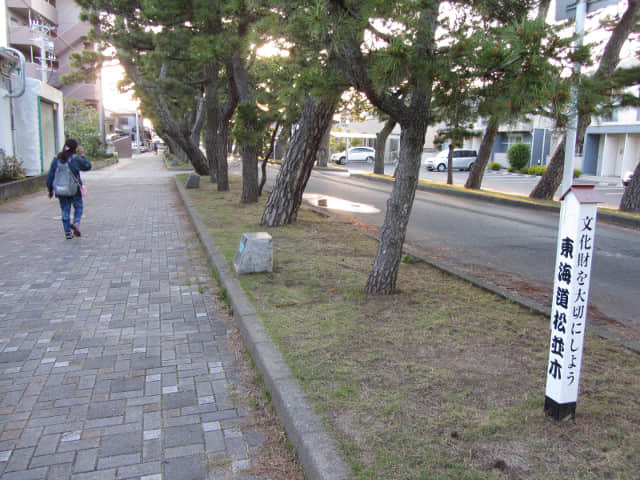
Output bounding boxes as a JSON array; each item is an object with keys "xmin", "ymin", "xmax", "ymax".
[{"xmin": 545, "ymin": 185, "xmax": 601, "ymax": 421}]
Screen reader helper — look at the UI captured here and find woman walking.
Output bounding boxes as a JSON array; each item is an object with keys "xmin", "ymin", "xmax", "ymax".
[{"xmin": 46, "ymin": 138, "xmax": 92, "ymax": 239}]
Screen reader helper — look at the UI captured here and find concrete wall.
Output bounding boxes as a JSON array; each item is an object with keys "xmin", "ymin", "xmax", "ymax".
[
  {"xmin": 12, "ymin": 78, "xmax": 64, "ymax": 175},
  {"xmin": 0, "ymin": 0, "xmax": 8, "ymax": 46},
  {"xmin": 112, "ymin": 135, "xmax": 132, "ymax": 159},
  {"xmin": 0, "ymin": 80, "xmax": 13, "ymax": 157}
]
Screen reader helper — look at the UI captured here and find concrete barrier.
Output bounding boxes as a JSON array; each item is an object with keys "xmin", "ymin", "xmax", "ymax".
[{"xmin": 0, "ymin": 175, "xmax": 47, "ymax": 202}]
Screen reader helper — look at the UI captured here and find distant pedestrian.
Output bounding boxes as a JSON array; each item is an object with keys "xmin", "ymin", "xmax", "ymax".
[{"xmin": 46, "ymin": 138, "xmax": 92, "ymax": 239}]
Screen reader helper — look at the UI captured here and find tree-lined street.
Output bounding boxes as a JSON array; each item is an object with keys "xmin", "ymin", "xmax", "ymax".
[{"xmin": 245, "ymin": 160, "xmax": 639, "ymax": 343}]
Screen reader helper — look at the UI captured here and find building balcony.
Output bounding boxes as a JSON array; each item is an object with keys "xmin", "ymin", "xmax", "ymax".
[
  {"xmin": 7, "ymin": 0, "xmax": 57, "ymax": 25},
  {"xmin": 54, "ymin": 22, "xmax": 91, "ymax": 56},
  {"xmin": 8, "ymin": 26, "xmax": 40, "ymax": 49},
  {"xmin": 63, "ymin": 82, "xmax": 101, "ymax": 104},
  {"xmin": 23, "ymin": 61, "xmax": 42, "ymax": 79}
]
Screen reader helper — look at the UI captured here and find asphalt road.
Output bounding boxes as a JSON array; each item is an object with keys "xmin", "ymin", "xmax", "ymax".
[
  {"xmin": 345, "ymin": 162, "xmax": 627, "ymax": 209},
  {"xmin": 248, "ymin": 161, "xmax": 639, "ymax": 342}
]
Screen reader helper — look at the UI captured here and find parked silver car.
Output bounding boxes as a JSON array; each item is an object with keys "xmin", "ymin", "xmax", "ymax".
[
  {"xmin": 423, "ymin": 149, "xmax": 477, "ymax": 172},
  {"xmin": 332, "ymin": 147, "xmax": 376, "ymax": 165}
]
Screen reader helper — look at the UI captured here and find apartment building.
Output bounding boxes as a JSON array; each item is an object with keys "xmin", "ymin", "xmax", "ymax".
[{"xmin": 1, "ymin": 0, "xmax": 101, "ymax": 175}]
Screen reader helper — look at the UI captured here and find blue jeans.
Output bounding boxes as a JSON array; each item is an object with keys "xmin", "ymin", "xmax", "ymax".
[{"xmin": 58, "ymin": 194, "xmax": 83, "ymax": 233}]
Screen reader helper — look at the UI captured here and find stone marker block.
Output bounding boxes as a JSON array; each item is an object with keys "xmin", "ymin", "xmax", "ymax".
[
  {"xmin": 185, "ymin": 174, "xmax": 200, "ymax": 189},
  {"xmin": 233, "ymin": 232, "xmax": 273, "ymax": 274}
]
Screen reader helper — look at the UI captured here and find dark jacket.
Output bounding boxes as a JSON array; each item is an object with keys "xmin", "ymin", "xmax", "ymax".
[{"xmin": 46, "ymin": 154, "xmax": 92, "ymax": 197}]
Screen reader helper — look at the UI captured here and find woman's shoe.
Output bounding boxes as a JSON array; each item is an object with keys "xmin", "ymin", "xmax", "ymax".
[
  {"xmin": 65, "ymin": 231, "xmax": 74, "ymax": 240},
  {"xmin": 70, "ymin": 224, "xmax": 81, "ymax": 237}
]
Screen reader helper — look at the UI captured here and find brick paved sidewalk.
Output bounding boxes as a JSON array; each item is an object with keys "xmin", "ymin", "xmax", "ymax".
[{"xmin": 0, "ymin": 155, "xmax": 273, "ymax": 479}]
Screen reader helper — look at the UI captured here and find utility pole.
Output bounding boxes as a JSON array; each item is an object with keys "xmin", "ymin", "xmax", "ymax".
[
  {"xmin": 556, "ymin": 0, "xmax": 618, "ymax": 194},
  {"xmin": 560, "ymin": 0, "xmax": 586, "ymax": 196}
]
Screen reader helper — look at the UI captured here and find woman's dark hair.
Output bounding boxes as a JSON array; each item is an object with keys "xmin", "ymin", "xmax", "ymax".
[{"xmin": 57, "ymin": 138, "xmax": 78, "ymax": 161}]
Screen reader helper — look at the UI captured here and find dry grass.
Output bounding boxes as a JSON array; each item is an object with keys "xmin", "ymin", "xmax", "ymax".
[{"xmin": 185, "ymin": 176, "xmax": 640, "ymax": 480}]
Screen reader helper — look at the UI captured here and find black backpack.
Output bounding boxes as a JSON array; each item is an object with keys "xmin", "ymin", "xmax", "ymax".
[{"xmin": 53, "ymin": 159, "xmax": 78, "ymax": 197}]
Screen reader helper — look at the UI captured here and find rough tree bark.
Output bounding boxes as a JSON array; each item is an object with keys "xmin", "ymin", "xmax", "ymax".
[
  {"xmin": 374, "ymin": 119, "xmax": 396, "ymax": 175},
  {"xmin": 465, "ymin": 116, "xmax": 499, "ymax": 189},
  {"xmin": 620, "ymin": 162, "xmax": 640, "ymax": 211},
  {"xmin": 446, "ymin": 144, "xmax": 454, "ymax": 185},
  {"xmin": 329, "ymin": 0, "xmax": 437, "ymax": 294},
  {"xmin": 316, "ymin": 125, "xmax": 331, "ymax": 167},
  {"xmin": 261, "ymin": 93, "xmax": 341, "ymax": 226},
  {"xmin": 204, "ymin": 60, "xmax": 237, "ymax": 191},
  {"xmin": 231, "ymin": 52, "xmax": 259, "ymax": 203},
  {"xmin": 259, "ymin": 120, "xmax": 281, "ymax": 196},
  {"xmin": 530, "ymin": 140, "xmax": 565, "ymax": 199},
  {"xmin": 531, "ymin": 0, "xmax": 640, "ymax": 199},
  {"xmin": 204, "ymin": 128, "xmax": 217, "ymax": 184},
  {"xmin": 365, "ymin": 120, "xmax": 428, "ymax": 294}
]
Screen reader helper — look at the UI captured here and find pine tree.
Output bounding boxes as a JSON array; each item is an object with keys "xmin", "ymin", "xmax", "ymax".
[{"xmin": 531, "ymin": 0, "xmax": 640, "ymax": 200}]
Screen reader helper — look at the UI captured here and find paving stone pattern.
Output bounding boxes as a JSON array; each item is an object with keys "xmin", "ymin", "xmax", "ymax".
[{"xmin": 0, "ymin": 156, "xmax": 269, "ymax": 479}]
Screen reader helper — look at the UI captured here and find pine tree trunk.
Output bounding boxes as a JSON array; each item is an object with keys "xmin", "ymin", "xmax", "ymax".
[
  {"xmin": 215, "ymin": 118, "xmax": 230, "ymax": 191},
  {"xmin": 530, "ymin": 138, "xmax": 564, "ymax": 199},
  {"xmin": 530, "ymin": 1, "xmax": 640, "ymax": 200},
  {"xmin": 120, "ymin": 59, "xmax": 209, "ymax": 175},
  {"xmin": 204, "ymin": 82, "xmax": 232, "ymax": 191},
  {"xmin": 465, "ymin": 117, "xmax": 499, "ymax": 189},
  {"xmin": 316, "ymin": 126, "xmax": 331, "ymax": 167},
  {"xmin": 620, "ymin": 162, "xmax": 640, "ymax": 211},
  {"xmin": 374, "ymin": 119, "xmax": 396, "ymax": 175},
  {"xmin": 259, "ymin": 121, "xmax": 280, "ymax": 196},
  {"xmin": 366, "ymin": 120, "xmax": 426, "ymax": 294},
  {"xmin": 204, "ymin": 128, "xmax": 217, "ymax": 184},
  {"xmin": 446, "ymin": 144, "xmax": 454, "ymax": 185},
  {"xmin": 261, "ymin": 93, "xmax": 340, "ymax": 226},
  {"xmin": 232, "ymin": 53, "xmax": 260, "ymax": 203},
  {"xmin": 240, "ymin": 142, "xmax": 259, "ymax": 203}
]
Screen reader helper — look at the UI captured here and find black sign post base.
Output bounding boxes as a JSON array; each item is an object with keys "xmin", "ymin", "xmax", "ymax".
[{"xmin": 544, "ymin": 396, "xmax": 576, "ymax": 421}]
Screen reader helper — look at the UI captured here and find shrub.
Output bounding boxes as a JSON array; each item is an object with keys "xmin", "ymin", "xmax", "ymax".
[
  {"xmin": 520, "ymin": 167, "xmax": 529, "ymax": 174},
  {"xmin": 64, "ymin": 99, "xmax": 104, "ymax": 157},
  {"xmin": 0, "ymin": 149, "xmax": 25, "ymax": 182},
  {"xmin": 489, "ymin": 162, "xmax": 501, "ymax": 171},
  {"xmin": 507, "ymin": 142, "xmax": 531, "ymax": 171},
  {"xmin": 574, "ymin": 169, "xmax": 581, "ymax": 178},
  {"xmin": 528, "ymin": 165, "xmax": 547, "ymax": 176}
]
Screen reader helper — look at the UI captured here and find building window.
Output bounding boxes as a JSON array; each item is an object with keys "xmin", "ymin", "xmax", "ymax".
[{"xmin": 505, "ymin": 134, "xmax": 524, "ymax": 150}]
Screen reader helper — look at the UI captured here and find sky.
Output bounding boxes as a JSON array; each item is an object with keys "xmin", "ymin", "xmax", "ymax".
[{"xmin": 101, "ymin": 60, "xmax": 139, "ymax": 113}]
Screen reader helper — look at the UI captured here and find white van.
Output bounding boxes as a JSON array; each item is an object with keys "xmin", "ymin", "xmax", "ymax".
[{"xmin": 423, "ymin": 149, "xmax": 477, "ymax": 172}]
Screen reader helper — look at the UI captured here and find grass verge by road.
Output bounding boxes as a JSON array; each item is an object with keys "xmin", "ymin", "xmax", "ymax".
[{"xmin": 184, "ymin": 175, "xmax": 639, "ymax": 480}]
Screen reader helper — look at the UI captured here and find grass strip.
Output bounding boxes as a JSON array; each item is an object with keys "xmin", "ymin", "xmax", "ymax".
[{"xmin": 185, "ymin": 175, "xmax": 639, "ymax": 480}]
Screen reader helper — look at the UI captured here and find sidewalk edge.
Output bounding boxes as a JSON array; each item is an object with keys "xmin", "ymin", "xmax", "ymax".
[{"xmin": 174, "ymin": 178, "xmax": 352, "ymax": 480}]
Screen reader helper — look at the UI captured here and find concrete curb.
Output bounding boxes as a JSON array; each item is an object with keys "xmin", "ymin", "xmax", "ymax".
[
  {"xmin": 174, "ymin": 178, "xmax": 352, "ymax": 480},
  {"xmin": 0, "ymin": 175, "xmax": 47, "ymax": 202},
  {"xmin": 352, "ymin": 173, "xmax": 640, "ymax": 230}
]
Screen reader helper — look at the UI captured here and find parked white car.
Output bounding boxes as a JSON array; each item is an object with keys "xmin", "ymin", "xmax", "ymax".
[
  {"xmin": 423, "ymin": 149, "xmax": 477, "ymax": 172},
  {"xmin": 332, "ymin": 147, "xmax": 376, "ymax": 165},
  {"xmin": 622, "ymin": 171, "xmax": 633, "ymax": 187}
]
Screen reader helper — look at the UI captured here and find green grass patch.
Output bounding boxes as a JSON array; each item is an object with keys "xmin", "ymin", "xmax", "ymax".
[{"xmin": 187, "ymin": 176, "xmax": 640, "ymax": 480}]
